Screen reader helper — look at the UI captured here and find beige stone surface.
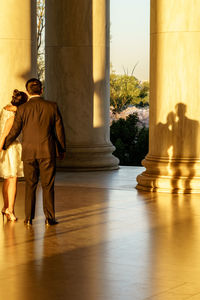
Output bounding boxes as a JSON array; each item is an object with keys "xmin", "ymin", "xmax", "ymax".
[
  {"xmin": 45, "ymin": 0, "xmax": 118, "ymax": 170},
  {"xmin": 151, "ymin": 0, "xmax": 200, "ymax": 33},
  {"xmin": 137, "ymin": 0, "xmax": 200, "ymax": 193},
  {"xmin": 2, "ymin": 167, "xmax": 200, "ymax": 299},
  {"xmin": 0, "ymin": 0, "xmax": 37, "ymax": 108}
]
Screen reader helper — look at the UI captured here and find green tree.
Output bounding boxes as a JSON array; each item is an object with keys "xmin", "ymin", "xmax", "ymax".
[
  {"xmin": 139, "ymin": 81, "xmax": 149, "ymax": 98},
  {"xmin": 110, "ymin": 73, "xmax": 141, "ymax": 113},
  {"xmin": 110, "ymin": 71, "xmax": 149, "ymax": 113},
  {"xmin": 136, "ymin": 81, "xmax": 149, "ymax": 107}
]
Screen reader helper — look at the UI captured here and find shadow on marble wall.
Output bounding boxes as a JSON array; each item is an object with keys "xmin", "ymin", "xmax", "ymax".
[
  {"xmin": 17, "ymin": 0, "xmax": 37, "ymax": 85},
  {"xmin": 155, "ymin": 102, "xmax": 199, "ymax": 192}
]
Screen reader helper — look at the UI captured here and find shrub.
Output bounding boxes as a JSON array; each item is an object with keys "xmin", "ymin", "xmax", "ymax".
[{"xmin": 110, "ymin": 113, "xmax": 149, "ymax": 166}]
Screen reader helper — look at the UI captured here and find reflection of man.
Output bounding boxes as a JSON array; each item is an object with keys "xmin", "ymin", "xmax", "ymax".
[{"xmin": 3, "ymin": 78, "xmax": 66, "ymax": 226}]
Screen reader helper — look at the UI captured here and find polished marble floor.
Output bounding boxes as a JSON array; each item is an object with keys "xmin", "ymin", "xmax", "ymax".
[{"xmin": 1, "ymin": 166, "xmax": 200, "ymax": 300}]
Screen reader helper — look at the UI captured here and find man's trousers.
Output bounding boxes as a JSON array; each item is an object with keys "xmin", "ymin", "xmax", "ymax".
[{"xmin": 23, "ymin": 158, "xmax": 56, "ymax": 220}]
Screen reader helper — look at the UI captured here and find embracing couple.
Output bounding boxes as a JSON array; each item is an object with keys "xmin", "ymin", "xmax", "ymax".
[{"xmin": 0, "ymin": 78, "xmax": 66, "ymax": 226}]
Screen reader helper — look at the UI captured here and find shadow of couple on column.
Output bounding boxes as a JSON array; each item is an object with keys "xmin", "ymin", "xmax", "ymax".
[{"xmin": 156, "ymin": 102, "xmax": 199, "ymax": 192}]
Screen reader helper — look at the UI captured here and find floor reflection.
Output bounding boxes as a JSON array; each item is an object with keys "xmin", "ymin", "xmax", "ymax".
[
  {"xmin": 144, "ymin": 193, "xmax": 200, "ymax": 298},
  {"xmin": 0, "ymin": 167, "xmax": 200, "ymax": 299}
]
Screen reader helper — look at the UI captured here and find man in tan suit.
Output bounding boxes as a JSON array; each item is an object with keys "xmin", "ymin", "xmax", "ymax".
[{"xmin": 4, "ymin": 78, "xmax": 66, "ymax": 226}]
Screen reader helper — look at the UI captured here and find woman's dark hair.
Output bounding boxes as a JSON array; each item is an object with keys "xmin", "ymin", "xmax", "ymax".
[
  {"xmin": 25, "ymin": 78, "xmax": 42, "ymax": 95},
  {"xmin": 11, "ymin": 89, "xmax": 28, "ymax": 107}
]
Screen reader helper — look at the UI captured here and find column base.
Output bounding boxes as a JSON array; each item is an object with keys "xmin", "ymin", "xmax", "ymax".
[
  {"xmin": 56, "ymin": 144, "xmax": 119, "ymax": 171},
  {"xmin": 136, "ymin": 155, "xmax": 200, "ymax": 194}
]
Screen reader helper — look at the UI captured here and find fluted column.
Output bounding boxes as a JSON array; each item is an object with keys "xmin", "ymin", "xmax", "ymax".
[
  {"xmin": 45, "ymin": 0, "xmax": 119, "ymax": 170},
  {"xmin": 137, "ymin": 0, "xmax": 200, "ymax": 193},
  {"xmin": 0, "ymin": 1, "xmax": 37, "ymax": 108}
]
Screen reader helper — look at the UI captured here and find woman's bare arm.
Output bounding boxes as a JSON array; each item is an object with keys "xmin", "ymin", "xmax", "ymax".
[{"xmin": 0, "ymin": 116, "xmax": 14, "ymax": 151}]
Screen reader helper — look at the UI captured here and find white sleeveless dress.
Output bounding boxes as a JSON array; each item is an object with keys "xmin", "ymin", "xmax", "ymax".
[{"xmin": 0, "ymin": 108, "xmax": 24, "ymax": 178}]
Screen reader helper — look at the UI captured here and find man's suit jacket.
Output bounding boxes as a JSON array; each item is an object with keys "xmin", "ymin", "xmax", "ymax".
[{"xmin": 3, "ymin": 96, "xmax": 66, "ymax": 161}]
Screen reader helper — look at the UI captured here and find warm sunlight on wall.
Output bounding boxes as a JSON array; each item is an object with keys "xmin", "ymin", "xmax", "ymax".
[{"xmin": 92, "ymin": 0, "xmax": 108, "ymax": 129}]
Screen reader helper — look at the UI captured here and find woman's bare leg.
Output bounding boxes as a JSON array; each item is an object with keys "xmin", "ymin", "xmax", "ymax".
[
  {"xmin": 2, "ymin": 179, "xmax": 9, "ymax": 210},
  {"xmin": 7, "ymin": 177, "xmax": 18, "ymax": 212}
]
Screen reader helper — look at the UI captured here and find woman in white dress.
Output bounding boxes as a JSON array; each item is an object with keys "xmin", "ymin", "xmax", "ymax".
[{"xmin": 0, "ymin": 89, "xmax": 28, "ymax": 221}]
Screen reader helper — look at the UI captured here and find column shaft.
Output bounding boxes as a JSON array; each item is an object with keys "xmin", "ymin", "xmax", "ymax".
[
  {"xmin": 137, "ymin": 0, "xmax": 200, "ymax": 193},
  {"xmin": 45, "ymin": 0, "xmax": 119, "ymax": 170},
  {"xmin": 0, "ymin": 0, "xmax": 37, "ymax": 108}
]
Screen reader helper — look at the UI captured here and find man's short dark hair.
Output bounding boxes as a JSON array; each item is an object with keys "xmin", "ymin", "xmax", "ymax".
[{"xmin": 25, "ymin": 78, "xmax": 42, "ymax": 95}]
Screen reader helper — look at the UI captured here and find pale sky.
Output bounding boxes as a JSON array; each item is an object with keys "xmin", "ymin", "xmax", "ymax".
[{"xmin": 110, "ymin": 0, "xmax": 150, "ymax": 81}]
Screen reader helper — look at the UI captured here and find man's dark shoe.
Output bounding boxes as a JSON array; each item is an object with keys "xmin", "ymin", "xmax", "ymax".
[
  {"xmin": 45, "ymin": 218, "xmax": 58, "ymax": 226},
  {"xmin": 24, "ymin": 218, "xmax": 32, "ymax": 226}
]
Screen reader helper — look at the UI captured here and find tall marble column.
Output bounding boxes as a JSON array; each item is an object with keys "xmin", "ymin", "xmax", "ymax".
[
  {"xmin": 45, "ymin": 0, "xmax": 119, "ymax": 170},
  {"xmin": 0, "ymin": 1, "xmax": 37, "ymax": 108},
  {"xmin": 137, "ymin": 0, "xmax": 200, "ymax": 193}
]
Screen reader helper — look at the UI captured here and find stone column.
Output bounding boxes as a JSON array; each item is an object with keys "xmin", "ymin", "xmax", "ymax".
[
  {"xmin": 137, "ymin": 0, "xmax": 200, "ymax": 193},
  {"xmin": 45, "ymin": 0, "xmax": 119, "ymax": 170},
  {"xmin": 0, "ymin": 1, "xmax": 37, "ymax": 108}
]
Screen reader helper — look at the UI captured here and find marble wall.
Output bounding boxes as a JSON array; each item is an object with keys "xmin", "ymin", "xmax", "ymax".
[
  {"xmin": 0, "ymin": 0, "xmax": 37, "ymax": 108},
  {"xmin": 45, "ymin": 0, "xmax": 118, "ymax": 170},
  {"xmin": 137, "ymin": 0, "xmax": 200, "ymax": 193}
]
